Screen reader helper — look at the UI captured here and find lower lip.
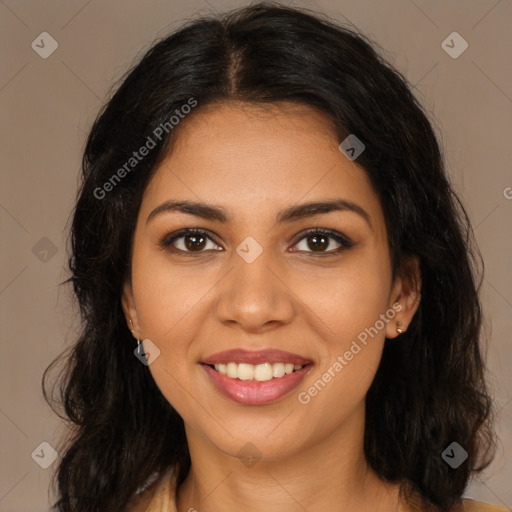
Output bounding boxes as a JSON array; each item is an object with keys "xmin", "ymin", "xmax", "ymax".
[{"xmin": 201, "ymin": 363, "xmax": 312, "ymax": 405}]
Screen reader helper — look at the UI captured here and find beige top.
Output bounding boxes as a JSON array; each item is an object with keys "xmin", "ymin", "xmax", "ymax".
[{"xmin": 125, "ymin": 467, "xmax": 509, "ymax": 512}]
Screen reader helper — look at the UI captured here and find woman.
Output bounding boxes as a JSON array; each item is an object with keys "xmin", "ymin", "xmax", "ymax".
[{"xmin": 43, "ymin": 3, "xmax": 507, "ymax": 511}]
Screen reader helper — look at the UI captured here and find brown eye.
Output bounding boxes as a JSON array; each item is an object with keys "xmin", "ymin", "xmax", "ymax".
[
  {"xmin": 160, "ymin": 228, "xmax": 222, "ymax": 254},
  {"xmin": 292, "ymin": 229, "xmax": 353, "ymax": 254}
]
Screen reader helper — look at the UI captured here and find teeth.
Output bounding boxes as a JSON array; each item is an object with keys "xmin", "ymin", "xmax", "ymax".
[
  {"xmin": 254, "ymin": 363, "xmax": 273, "ymax": 381},
  {"xmin": 226, "ymin": 362, "xmax": 237, "ymax": 378},
  {"xmin": 238, "ymin": 363, "xmax": 254, "ymax": 381},
  {"xmin": 272, "ymin": 362, "xmax": 285, "ymax": 378},
  {"xmin": 212, "ymin": 362, "xmax": 306, "ymax": 381}
]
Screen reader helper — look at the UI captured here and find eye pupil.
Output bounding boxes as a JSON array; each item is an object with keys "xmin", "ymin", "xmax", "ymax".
[
  {"xmin": 308, "ymin": 235, "xmax": 328, "ymax": 251},
  {"xmin": 185, "ymin": 234, "xmax": 206, "ymax": 251}
]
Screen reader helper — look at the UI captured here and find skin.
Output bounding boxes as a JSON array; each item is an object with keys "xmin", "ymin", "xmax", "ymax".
[{"xmin": 122, "ymin": 101, "xmax": 421, "ymax": 512}]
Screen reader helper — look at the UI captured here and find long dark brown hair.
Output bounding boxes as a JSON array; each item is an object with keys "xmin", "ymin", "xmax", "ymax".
[{"xmin": 43, "ymin": 3, "xmax": 495, "ymax": 510}]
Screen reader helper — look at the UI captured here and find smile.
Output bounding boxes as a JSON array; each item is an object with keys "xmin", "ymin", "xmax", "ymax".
[{"xmin": 201, "ymin": 349, "xmax": 313, "ymax": 405}]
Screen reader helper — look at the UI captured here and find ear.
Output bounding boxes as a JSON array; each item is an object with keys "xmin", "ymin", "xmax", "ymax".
[
  {"xmin": 385, "ymin": 256, "xmax": 421, "ymax": 340},
  {"xmin": 121, "ymin": 280, "xmax": 142, "ymax": 339}
]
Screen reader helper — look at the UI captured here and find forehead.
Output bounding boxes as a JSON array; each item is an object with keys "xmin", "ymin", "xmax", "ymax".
[
  {"xmin": 141, "ymin": 101, "xmax": 384, "ymax": 230},
  {"xmin": 166, "ymin": 101, "xmax": 342, "ymax": 179}
]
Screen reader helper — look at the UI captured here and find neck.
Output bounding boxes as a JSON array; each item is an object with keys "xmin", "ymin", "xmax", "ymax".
[{"xmin": 175, "ymin": 404, "xmax": 400, "ymax": 512}]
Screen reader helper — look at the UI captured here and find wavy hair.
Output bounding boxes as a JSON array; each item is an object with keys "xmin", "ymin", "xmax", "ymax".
[{"xmin": 43, "ymin": 3, "xmax": 495, "ymax": 510}]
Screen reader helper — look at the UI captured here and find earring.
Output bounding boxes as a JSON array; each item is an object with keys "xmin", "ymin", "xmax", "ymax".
[
  {"xmin": 396, "ymin": 321, "xmax": 404, "ymax": 334},
  {"xmin": 129, "ymin": 319, "xmax": 143, "ymax": 356}
]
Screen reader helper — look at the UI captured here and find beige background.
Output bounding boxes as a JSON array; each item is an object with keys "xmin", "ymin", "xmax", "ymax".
[{"xmin": 1, "ymin": 0, "xmax": 511, "ymax": 510}]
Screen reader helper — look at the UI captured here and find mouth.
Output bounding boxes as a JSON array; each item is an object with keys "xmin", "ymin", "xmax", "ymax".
[{"xmin": 200, "ymin": 349, "xmax": 313, "ymax": 405}]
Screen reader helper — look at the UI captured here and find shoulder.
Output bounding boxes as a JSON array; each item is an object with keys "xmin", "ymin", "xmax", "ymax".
[
  {"xmin": 457, "ymin": 498, "xmax": 510, "ymax": 511},
  {"xmin": 399, "ymin": 484, "xmax": 509, "ymax": 512}
]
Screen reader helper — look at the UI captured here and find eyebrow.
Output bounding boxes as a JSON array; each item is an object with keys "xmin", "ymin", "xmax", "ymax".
[{"xmin": 146, "ymin": 198, "xmax": 372, "ymax": 229}]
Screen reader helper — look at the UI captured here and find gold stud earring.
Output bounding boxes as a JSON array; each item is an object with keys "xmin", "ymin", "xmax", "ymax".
[{"xmin": 396, "ymin": 321, "xmax": 404, "ymax": 334}]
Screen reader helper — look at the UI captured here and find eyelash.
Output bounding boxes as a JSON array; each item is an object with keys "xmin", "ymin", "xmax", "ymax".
[{"xmin": 159, "ymin": 227, "xmax": 354, "ymax": 257}]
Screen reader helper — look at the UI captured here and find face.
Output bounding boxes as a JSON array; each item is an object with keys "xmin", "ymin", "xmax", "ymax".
[{"xmin": 123, "ymin": 101, "xmax": 419, "ymax": 463}]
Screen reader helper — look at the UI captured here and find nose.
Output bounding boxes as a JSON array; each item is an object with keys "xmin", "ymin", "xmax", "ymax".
[{"xmin": 213, "ymin": 246, "xmax": 295, "ymax": 333}]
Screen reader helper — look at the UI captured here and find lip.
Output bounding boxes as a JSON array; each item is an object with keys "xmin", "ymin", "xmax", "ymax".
[
  {"xmin": 202, "ymin": 348, "xmax": 312, "ymax": 366},
  {"xmin": 201, "ymin": 362, "xmax": 313, "ymax": 405}
]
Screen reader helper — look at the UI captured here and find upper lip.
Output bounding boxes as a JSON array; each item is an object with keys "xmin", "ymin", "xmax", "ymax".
[{"xmin": 202, "ymin": 349, "xmax": 312, "ymax": 366}]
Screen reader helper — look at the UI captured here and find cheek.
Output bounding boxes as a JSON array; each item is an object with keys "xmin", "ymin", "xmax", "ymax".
[
  {"xmin": 293, "ymin": 249, "xmax": 392, "ymax": 402},
  {"xmin": 293, "ymin": 269, "xmax": 391, "ymax": 437},
  {"xmin": 129, "ymin": 247, "xmax": 208, "ymax": 399},
  {"xmin": 131, "ymin": 254, "xmax": 206, "ymax": 415},
  {"xmin": 131, "ymin": 245, "xmax": 209, "ymax": 340},
  {"xmin": 293, "ymin": 254, "xmax": 392, "ymax": 343}
]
